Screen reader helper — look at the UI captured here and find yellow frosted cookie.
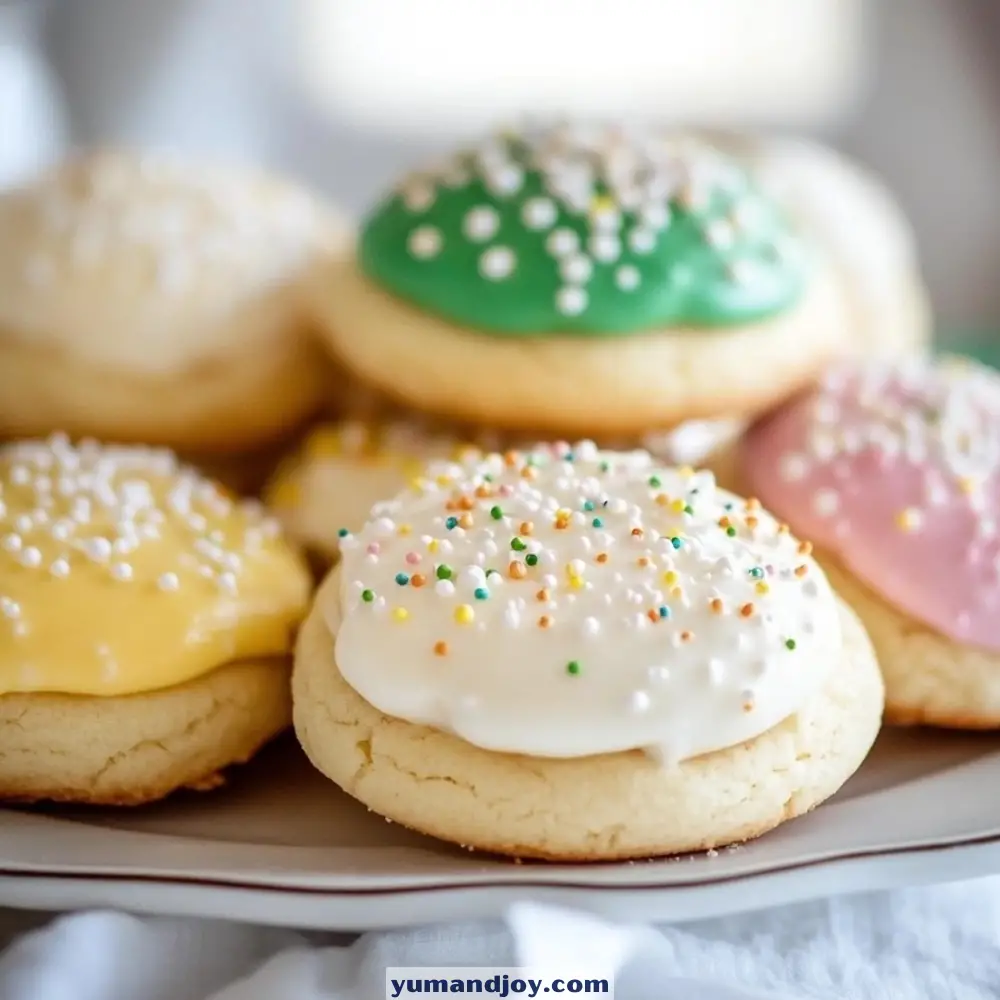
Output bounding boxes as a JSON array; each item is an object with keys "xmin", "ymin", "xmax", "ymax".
[
  {"xmin": 0, "ymin": 150, "xmax": 350, "ymax": 452},
  {"xmin": 293, "ymin": 442, "xmax": 883, "ymax": 860},
  {"xmin": 0, "ymin": 435, "xmax": 312, "ymax": 804}
]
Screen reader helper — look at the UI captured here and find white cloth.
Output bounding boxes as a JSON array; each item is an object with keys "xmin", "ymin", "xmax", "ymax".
[{"xmin": 2, "ymin": 877, "xmax": 1000, "ymax": 1000}]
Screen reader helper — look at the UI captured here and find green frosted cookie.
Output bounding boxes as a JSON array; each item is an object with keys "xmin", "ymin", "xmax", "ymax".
[{"xmin": 359, "ymin": 124, "xmax": 808, "ymax": 337}]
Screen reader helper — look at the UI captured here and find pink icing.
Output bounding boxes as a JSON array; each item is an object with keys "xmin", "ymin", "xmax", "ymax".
[{"xmin": 739, "ymin": 359, "xmax": 1000, "ymax": 650}]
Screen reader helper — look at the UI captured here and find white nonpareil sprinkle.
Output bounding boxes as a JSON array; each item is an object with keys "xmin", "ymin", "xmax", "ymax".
[
  {"xmin": 479, "ymin": 246, "xmax": 516, "ymax": 280},
  {"xmin": 556, "ymin": 286, "xmax": 588, "ymax": 316},
  {"xmin": 463, "ymin": 206, "xmax": 499, "ymax": 242},
  {"xmin": 408, "ymin": 226, "xmax": 443, "ymax": 260}
]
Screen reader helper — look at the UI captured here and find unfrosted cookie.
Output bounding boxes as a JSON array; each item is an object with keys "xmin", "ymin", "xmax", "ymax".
[
  {"xmin": 0, "ymin": 435, "xmax": 312, "ymax": 804},
  {"xmin": 312, "ymin": 124, "xmax": 851, "ymax": 435},
  {"xmin": 707, "ymin": 132, "xmax": 930, "ymax": 358},
  {"xmin": 293, "ymin": 443, "xmax": 882, "ymax": 860},
  {"xmin": 737, "ymin": 358, "xmax": 1000, "ymax": 727},
  {"xmin": 0, "ymin": 150, "xmax": 349, "ymax": 452}
]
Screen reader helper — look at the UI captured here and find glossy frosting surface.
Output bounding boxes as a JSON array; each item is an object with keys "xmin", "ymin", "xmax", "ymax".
[
  {"xmin": 740, "ymin": 359, "xmax": 1000, "ymax": 649},
  {"xmin": 0, "ymin": 435, "xmax": 311, "ymax": 695},
  {"xmin": 325, "ymin": 442, "xmax": 838, "ymax": 762},
  {"xmin": 359, "ymin": 125, "xmax": 807, "ymax": 336}
]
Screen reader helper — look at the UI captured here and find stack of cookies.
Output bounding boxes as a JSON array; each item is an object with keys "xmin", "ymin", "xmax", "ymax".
[{"xmin": 2, "ymin": 123, "xmax": 967, "ymax": 866}]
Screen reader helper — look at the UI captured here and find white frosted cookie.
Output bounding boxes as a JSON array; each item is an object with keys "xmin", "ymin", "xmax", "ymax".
[
  {"xmin": 312, "ymin": 124, "xmax": 851, "ymax": 435},
  {"xmin": 709, "ymin": 132, "xmax": 930, "ymax": 358},
  {"xmin": 0, "ymin": 435, "xmax": 312, "ymax": 804},
  {"xmin": 293, "ymin": 442, "xmax": 883, "ymax": 860},
  {"xmin": 0, "ymin": 150, "xmax": 350, "ymax": 452}
]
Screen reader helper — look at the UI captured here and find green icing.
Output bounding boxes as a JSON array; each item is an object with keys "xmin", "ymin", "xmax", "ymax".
[{"xmin": 359, "ymin": 127, "xmax": 808, "ymax": 337}]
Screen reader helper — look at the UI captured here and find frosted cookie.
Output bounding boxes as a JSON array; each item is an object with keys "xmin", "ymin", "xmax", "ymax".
[
  {"xmin": 293, "ymin": 443, "xmax": 882, "ymax": 860},
  {"xmin": 0, "ymin": 435, "xmax": 311, "ymax": 804},
  {"xmin": 737, "ymin": 359, "xmax": 1000, "ymax": 727},
  {"xmin": 312, "ymin": 124, "xmax": 850, "ymax": 436},
  {"xmin": 711, "ymin": 133, "xmax": 930, "ymax": 358},
  {"xmin": 266, "ymin": 418, "xmax": 498, "ymax": 565},
  {"xmin": 0, "ymin": 150, "xmax": 349, "ymax": 452}
]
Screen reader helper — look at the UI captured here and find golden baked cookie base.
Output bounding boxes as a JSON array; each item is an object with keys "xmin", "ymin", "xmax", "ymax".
[
  {"xmin": 0, "ymin": 659, "xmax": 291, "ymax": 806},
  {"xmin": 292, "ymin": 574, "xmax": 883, "ymax": 861},
  {"xmin": 311, "ymin": 261, "xmax": 852, "ymax": 437},
  {"xmin": 0, "ymin": 322, "xmax": 331, "ymax": 454}
]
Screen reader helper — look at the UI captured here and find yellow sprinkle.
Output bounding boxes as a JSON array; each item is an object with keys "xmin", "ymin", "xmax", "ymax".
[
  {"xmin": 436, "ymin": 474, "xmax": 452, "ymax": 487},
  {"xmin": 454, "ymin": 604, "xmax": 475, "ymax": 625},
  {"xmin": 590, "ymin": 193, "xmax": 616, "ymax": 215},
  {"xmin": 427, "ymin": 539, "xmax": 440, "ymax": 553},
  {"xmin": 670, "ymin": 498, "xmax": 686, "ymax": 513},
  {"xmin": 895, "ymin": 507, "xmax": 922, "ymax": 533},
  {"xmin": 556, "ymin": 507, "xmax": 572, "ymax": 520},
  {"xmin": 755, "ymin": 581, "xmax": 770, "ymax": 596},
  {"xmin": 959, "ymin": 477, "xmax": 977, "ymax": 495},
  {"xmin": 678, "ymin": 465, "xmax": 694, "ymax": 477},
  {"xmin": 670, "ymin": 586, "xmax": 683, "ymax": 598},
  {"xmin": 662, "ymin": 570, "xmax": 678, "ymax": 586},
  {"xmin": 392, "ymin": 607, "xmax": 409, "ymax": 622},
  {"xmin": 396, "ymin": 523, "xmax": 412, "ymax": 536},
  {"xmin": 568, "ymin": 576, "xmax": 584, "ymax": 590},
  {"xmin": 409, "ymin": 477, "xmax": 426, "ymax": 493}
]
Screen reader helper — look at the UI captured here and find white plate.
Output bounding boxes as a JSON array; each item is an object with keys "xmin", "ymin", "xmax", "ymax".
[{"xmin": 2, "ymin": 728, "xmax": 1000, "ymax": 930}]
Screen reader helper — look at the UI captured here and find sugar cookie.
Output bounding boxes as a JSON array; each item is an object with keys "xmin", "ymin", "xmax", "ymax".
[
  {"xmin": 736, "ymin": 358, "xmax": 1000, "ymax": 727},
  {"xmin": 312, "ymin": 124, "xmax": 851, "ymax": 435},
  {"xmin": 710, "ymin": 132, "xmax": 930, "ymax": 358},
  {"xmin": 293, "ymin": 443, "xmax": 882, "ymax": 860},
  {"xmin": 0, "ymin": 150, "xmax": 348, "ymax": 452},
  {"xmin": 0, "ymin": 435, "xmax": 311, "ymax": 804}
]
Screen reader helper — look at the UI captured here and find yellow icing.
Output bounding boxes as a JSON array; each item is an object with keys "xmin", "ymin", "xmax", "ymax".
[{"xmin": 0, "ymin": 435, "xmax": 311, "ymax": 697}]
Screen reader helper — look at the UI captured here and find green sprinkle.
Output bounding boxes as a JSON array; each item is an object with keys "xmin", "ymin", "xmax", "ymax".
[
  {"xmin": 490, "ymin": 505, "xmax": 503, "ymax": 520},
  {"xmin": 592, "ymin": 517, "xmax": 604, "ymax": 528},
  {"xmin": 511, "ymin": 537, "xmax": 527, "ymax": 551},
  {"xmin": 726, "ymin": 526, "xmax": 737, "ymax": 537},
  {"xmin": 337, "ymin": 528, "xmax": 350, "ymax": 538},
  {"xmin": 683, "ymin": 504, "xmax": 694, "ymax": 514},
  {"xmin": 445, "ymin": 516, "xmax": 458, "ymax": 529},
  {"xmin": 749, "ymin": 566, "xmax": 764, "ymax": 579},
  {"xmin": 474, "ymin": 587, "xmax": 489, "ymax": 600},
  {"xmin": 484, "ymin": 473, "xmax": 494, "ymax": 482},
  {"xmin": 525, "ymin": 553, "xmax": 539, "ymax": 567},
  {"xmin": 583, "ymin": 500, "xmax": 595, "ymax": 511},
  {"xmin": 394, "ymin": 572, "xmax": 409, "ymax": 586},
  {"xmin": 659, "ymin": 606, "xmax": 670, "ymax": 618},
  {"xmin": 361, "ymin": 589, "xmax": 375, "ymax": 603},
  {"xmin": 785, "ymin": 638, "xmax": 797, "ymax": 651},
  {"xmin": 566, "ymin": 660, "xmax": 581, "ymax": 676},
  {"xmin": 599, "ymin": 461, "xmax": 610, "ymax": 472},
  {"xmin": 649, "ymin": 475, "xmax": 661, "ymax": 487},
  {"xmin": 724, "ymin": 502, "xmax": 734, "ymax": 511},
  {"xmin": 670, "ymin": 536, "xmax": 682, "ymax": 549},
  {"xmin": 436, "ymin": 564, "xmax": 453, "ymax": 580},
  {"xmin": 565, "ymin": 452, "xmax": 575, "ymax": 462}
]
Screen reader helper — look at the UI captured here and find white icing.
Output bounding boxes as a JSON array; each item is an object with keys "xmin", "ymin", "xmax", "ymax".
[{"xmin": 328, "ymin": 443, "xmax": 839, "ymax": 763}]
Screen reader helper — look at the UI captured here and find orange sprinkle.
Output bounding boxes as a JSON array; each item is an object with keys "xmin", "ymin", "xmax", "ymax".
[
  {"xmin": 744, "ymin": 497, "xmax": 761, "ymax": 511},
  {"xmin": 521, "ymin": 466, "xmax": 538, "ymax": 480},
  {"xmin": 670, "ymin": 586, "xmax": 683, "ymax": 598},
  {"xmin": 680, "ymin": 630, "xmax": 694, "ymax": 642},
  {"xmin": 797, "ymin": 540, "xmax": 813, "ymax": 555},
  {"xmin": 520, "ymin": 521, "xmax": 534, "ymax": 535},
  {"xmin": 536, "ymin": 588, "xmax": 550, "ymax": 602},
  {"xmin": 794, "ymin": 564, "xmax": 809, "ymax": 578},
  {"xmin": 445, "ymin": 500, "xmax": 459, "ymax": 512},
  {"xmin": 710, "ymin": 598, "xmax": 724, "ymax": 614},
  {"xmin": 777, "ymin": 523, "xmax": 790, "ymax": 535},
  {"xmin": 740, "ymin": 602, "xmax": 755, "ymax": 618},
  {"xmin": 433, "ymin": 640, "xmax": 449, "ymax": 656},
  {"xmin": 538, "ymin": 615, "xmax": 552, "ymax": 629},
  {"xmin": 509, "ymin": 560, "xmax": 527, "ymax": 580},
  {"xmin": 459, "ymin": 512, "xmax": 474, "ymax": 529},
  {"xmin": 504, "ymin": 450, "xmax": 519, "ymax": 467},
  {"xmin": 458, "ymin": 495, "xmax": 474, "ymax": 511},
  {"xmin": 745, "ymin": 516, "xmax": 759, "ymax": 530},
  {"xmin": 475, "ymin": 484, "xmax": 492, "ymax": 498},
  {"xmin": 554, "ymin": 518, "xmax": 570, "ymax": 530},
  {"xmin": 718, "ymin": 516, "xmax": 731, "ymax": 528},
  {"xmin": 742, "ymin": 702, "xmax": 754, "ymax": 713},
  {"xmin": 655, "ymin": 493, "xmax": 670, "ymax": 507},
  {"xmin": 637, "ymin": 556, "xmax": 650, "ymax": 568},
  {"xmin": 631, "ymin": 527, "xmax": 644, "ymax": 538},
  {"xmin": 647, "ymin": 608, "xmax": 660, "ymax": 623},
  {"xmin": 596, "ymin": 552, "xmax": 609, "ymax": 564},
  {"xmin": 410, "ymin": 573, "xmax": 426, "ymax": 588}
]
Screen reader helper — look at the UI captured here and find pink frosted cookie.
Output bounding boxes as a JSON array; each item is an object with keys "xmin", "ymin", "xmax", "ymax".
[{"xmin": 738, "ymin": 357, "xmax": 1000, "ymax": 727}]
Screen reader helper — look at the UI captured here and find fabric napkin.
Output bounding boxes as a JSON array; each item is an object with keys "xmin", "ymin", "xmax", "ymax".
[{"xmin": 2, "ymin": 876, "xmax": 1000, "ymax": 999}]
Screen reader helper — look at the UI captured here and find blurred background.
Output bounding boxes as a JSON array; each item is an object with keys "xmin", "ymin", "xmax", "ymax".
[{"xmin": 3, "ymin": 0, "xmax": 999, "ymax": 342}]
